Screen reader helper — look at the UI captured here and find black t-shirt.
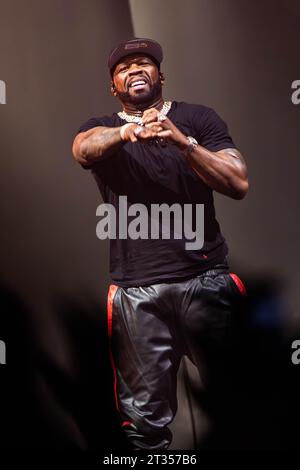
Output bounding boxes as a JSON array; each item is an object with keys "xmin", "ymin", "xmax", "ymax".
[{"xmin": 78, "ymin": 101, "xmax": 235, "ymax": 287}]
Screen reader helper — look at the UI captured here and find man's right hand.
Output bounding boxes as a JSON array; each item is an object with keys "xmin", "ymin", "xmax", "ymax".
[{"xmin": 120, "ymin": 122, "xmax": 169, "ymax": 143}]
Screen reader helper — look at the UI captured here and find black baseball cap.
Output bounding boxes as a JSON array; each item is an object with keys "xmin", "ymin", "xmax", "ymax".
[{"xmin": 108, "ymin": 38, "xmax": 163, "ymax": 76}]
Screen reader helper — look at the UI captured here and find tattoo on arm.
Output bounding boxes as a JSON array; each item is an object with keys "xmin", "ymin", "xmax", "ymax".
[{"xmin": 82, "ymin": 127, "xmax": 123, "ymax": 163}]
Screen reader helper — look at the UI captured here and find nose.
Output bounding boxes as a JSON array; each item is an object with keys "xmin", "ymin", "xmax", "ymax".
[{"xmin": 128, "ymin": 63, "xmax": 142, "ymax": 75}]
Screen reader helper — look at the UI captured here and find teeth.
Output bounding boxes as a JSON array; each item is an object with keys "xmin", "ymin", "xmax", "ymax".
[{"xmin": 130, "ymin": 80, "xmax": 146, "ymax": 87}]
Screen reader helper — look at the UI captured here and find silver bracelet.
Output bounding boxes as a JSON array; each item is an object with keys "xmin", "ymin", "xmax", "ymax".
[
  {"xmin": 182, "ymin": 136, "xmax": 198, "ymax": 156},
  {"xmin": 120, "ymin": 123, "xmax": 135, "ymax": 141}
]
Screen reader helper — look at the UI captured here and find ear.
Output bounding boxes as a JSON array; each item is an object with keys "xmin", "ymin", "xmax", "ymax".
[
  {"xmin": 110, "ymin": 81, "xmax": 117, "ymax": 96},
  {"xmin": 159, "ymin": 72, "xmax": 165, "ymax": 85}
]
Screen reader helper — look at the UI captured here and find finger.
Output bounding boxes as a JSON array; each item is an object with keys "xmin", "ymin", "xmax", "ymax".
[
  {"xmin": 137, "ymin": 131, "xmax": 158, "ymax": 140},
  {"xmin": 133, "ymin": 126, "xmax": 144, "ymax": 137},
  {"xmin": 149, "ymin": 118, "xmax": 170, "ymax": 131},
  {"xmin": 142, "ymin": 109, "xmax": 160, "ymax": 124},
  {"xmin": 157, "ymin": 116, "xmax": 171, "ymax": 128},
  {"xmin": 142, "ymin": 115, "xmax": 158, "ymax": 125},
  {"xmin": 139, "ymin": 130, "xmax": 157, "ymax": 139},
  {"xmin": 145, "ymin": 122, "xmax": 164, "ymax": 132},
  {"xmin": 157, "ymin": 130, "xmax": 173, "ymax": 138},
  {"xmin": 129, "ymin": 133, "xmax": 138, "ymax": 142},
  {"xmin": 142, "ymin": 107, "xmax": 157, "ymax": 117}
]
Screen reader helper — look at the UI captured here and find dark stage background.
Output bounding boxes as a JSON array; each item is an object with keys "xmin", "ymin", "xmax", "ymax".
[{"xmin": 0, "ymin": 0, "xmax": 299, "ymax": 450}]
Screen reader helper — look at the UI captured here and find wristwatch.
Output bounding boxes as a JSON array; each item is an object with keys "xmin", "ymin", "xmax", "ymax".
[{"xmin": 183, "ymin": 136, "xmax": 198, "ymax": 156}]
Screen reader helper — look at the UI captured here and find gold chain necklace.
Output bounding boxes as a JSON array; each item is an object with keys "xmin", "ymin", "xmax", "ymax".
[{"xmin": 118, "ymin": 101, "xmax": 172, "ymax": 125}]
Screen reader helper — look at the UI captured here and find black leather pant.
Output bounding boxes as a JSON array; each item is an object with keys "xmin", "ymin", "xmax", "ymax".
[{"xmin": 107, "ymin": 262, "xmax": 246, "ymax": 450}]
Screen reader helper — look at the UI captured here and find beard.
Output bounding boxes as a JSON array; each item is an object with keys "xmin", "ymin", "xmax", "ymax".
[{"xmin": 116, "ymin": 78, "xmax": 162, "ymax": 108}]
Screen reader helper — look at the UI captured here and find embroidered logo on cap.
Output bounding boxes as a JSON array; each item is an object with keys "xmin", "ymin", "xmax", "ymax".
[{"xmin": 125, "ymin": 42, "xmax": 148, "ymax": 50}]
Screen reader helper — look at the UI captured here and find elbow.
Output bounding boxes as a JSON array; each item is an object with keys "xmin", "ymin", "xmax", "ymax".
[
  {"xmin": 71, "ymin": 138, "xmax": 91, "ymax": 160},
  {"xmin": 71, "ymin": 140, "xmax": 91, "ymax": 168},
  {"xmin": 79, "ymin": 140, "xmax": 89, "ymax": 159},
  {"xmin": 71, "ymin": 139, "xmax": 86, "ymax": 162},
  {"xmin": 79, "ymin": 141, "xmax": 104, "ymax": 162},
  {"xmin": 231, "ymin": 179, "xmax": 249, "ymax": 200}
]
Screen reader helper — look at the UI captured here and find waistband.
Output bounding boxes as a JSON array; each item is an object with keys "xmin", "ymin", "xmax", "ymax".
[
  {"xmin": 196, "ymin": 261, "xmax": 229, "ymax": 278},
  {"xmin": 112, "ymin": 259, "xmax": 230, "ymax": 290}
]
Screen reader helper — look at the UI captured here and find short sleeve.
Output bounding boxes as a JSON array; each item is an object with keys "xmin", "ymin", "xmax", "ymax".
[
  {"xmin": 77, "ymin": 115, "xmax": 113, "ymax": 134},
  {"xmin": 195, "ymin": 108, "xmax": 236, "ymax": 152}
]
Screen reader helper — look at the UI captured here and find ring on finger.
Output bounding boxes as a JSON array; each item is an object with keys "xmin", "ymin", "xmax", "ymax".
[{"xmin": 134, "ymin": 126, "xmax": 144, "ymax": 136}]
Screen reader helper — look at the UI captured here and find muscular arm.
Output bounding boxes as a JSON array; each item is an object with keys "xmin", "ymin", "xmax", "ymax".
[
  {"xmin": 185, "ymin": 146, "xmax": 249, "ymax": 200},
  {"xmin": 141, "ymin": 108, "xmax": 249, "ymax": 200},
  {"xmin": 72, "ymin": 126, "xmax": 125, "ymax": 168},
  {"xmin": 72, "ymin": 122, "xmax": 166, "ymax": 168}
]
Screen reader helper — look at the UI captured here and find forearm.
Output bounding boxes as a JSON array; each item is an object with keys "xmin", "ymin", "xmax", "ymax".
[
  {"xmin": 73, "ymin": 121, "xmax": 169, "ymax": 168},
  {"xmin": 78, "ymin": 127, "xmax": 124, "ymax": 166},
  {"xmin": 183, "ymin": 144, "xmax": 249, "ymax": 199}
]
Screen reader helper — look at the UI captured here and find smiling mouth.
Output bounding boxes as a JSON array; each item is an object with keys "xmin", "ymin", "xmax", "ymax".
[{"xmin": 128, "ymin": 79, "xmax": 148, "ymax": 90}]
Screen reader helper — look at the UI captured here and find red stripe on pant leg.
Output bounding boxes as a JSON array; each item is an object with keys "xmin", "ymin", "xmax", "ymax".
[
  {"xmin": 107, "ymin": 284, "xmax": 119, "ymax": 411},
  {"xmin": 229, "ymin": 273, "xmax": 247, "ymax": 296},
  {"xmin": 122, "ymin": 421, "xmax": 133, "ymax": 428}
]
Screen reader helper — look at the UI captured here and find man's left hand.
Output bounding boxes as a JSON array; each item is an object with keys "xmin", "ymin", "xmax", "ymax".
[{"xmin": 141, "ymin": 107, "xmax": 188, "ymax": 150}]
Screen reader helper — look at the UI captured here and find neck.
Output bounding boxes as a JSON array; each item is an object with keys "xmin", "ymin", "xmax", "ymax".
[{"xmin": 122, "ymin": 96, "xmax": 164, "ymax": 115}]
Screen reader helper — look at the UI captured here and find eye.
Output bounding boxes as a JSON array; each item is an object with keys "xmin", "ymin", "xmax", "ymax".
[{"xmin": 117, "ymin": 66, "xmax": 128, "ymax": 73}]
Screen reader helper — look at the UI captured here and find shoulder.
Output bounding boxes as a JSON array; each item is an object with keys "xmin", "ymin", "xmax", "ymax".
[
  {"xmin": 174, "ymin": 103, "xmax": 235, "ymax": 151},
  {"xmin": 77, "ymin": 113, "xmax": 120, "ymax": 134},
  {"xmin": 172, "ymin": 101, "xmax": 213, "ymax": 115},
  {"xmin": 172, "ymin": 101, "xmax": 220, "ymax": 124}
]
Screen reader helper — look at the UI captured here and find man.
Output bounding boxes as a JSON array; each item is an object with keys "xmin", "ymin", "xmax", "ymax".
[{"xmin": 72, "ymin": 37, "xmax": 248, "ymax": 450}]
